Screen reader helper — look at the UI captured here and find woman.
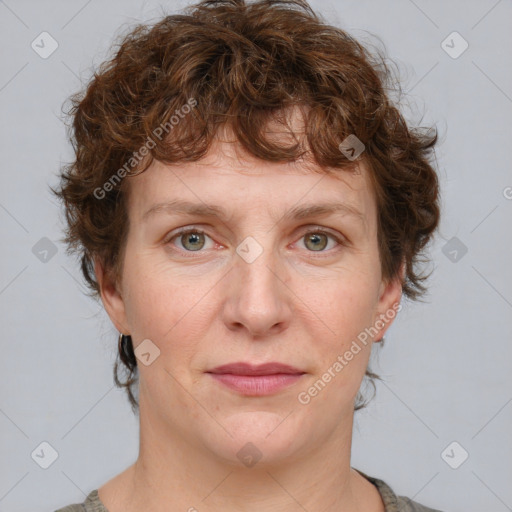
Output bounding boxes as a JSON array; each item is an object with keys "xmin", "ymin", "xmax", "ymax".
[{"xmin": 53, "ymin": 0, "xmax": 443, "ymax": 510}]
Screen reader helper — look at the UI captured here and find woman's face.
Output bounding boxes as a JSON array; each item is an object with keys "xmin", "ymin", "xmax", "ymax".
[{"xmin": 98, "ymin": 135, "xmax": 402, "ymax": 466}]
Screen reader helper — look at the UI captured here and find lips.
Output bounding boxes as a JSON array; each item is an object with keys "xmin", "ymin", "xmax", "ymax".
[
  {"xmin": 206, "ymin": 362, "xmax": 306, "ymax": 396},
  {"xmin": 207, "ymin": 362, "xmax": 305, "ymax": 376}
]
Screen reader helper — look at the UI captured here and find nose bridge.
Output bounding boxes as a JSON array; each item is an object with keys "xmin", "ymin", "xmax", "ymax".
[{"xmin": 224, "ymin": 232, "xmax": 291, "ymax": 336}]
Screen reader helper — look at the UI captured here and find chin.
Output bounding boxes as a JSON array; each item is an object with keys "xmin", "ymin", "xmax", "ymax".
[{"xmin": 203, "ymin": 410, "xmax": 311, "ymax": 469}]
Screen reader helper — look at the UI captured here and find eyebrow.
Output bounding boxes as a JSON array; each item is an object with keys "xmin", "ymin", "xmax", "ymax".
[{"xmin": 142, "ymin": 199, "xmax": 366, "ymax": 225}]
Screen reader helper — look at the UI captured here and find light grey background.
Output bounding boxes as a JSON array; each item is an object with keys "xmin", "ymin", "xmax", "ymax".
[{"xmin": 1, "ymin": 1, "xmax": 511, "ymax": 511}]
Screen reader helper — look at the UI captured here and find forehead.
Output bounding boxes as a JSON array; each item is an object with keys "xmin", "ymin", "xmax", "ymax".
[{"xmin": 125, "ymin": 134, "xmax": 377, "ymax": 232}]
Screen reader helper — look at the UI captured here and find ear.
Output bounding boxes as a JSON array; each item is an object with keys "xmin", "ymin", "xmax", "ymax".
[
  {"xmin": 94, "ymin": 257, "xmax": 130, "ymax": 334},
  {"xmin": 373, "ymin": 260, "xmax": 405, "ymax": 342}
]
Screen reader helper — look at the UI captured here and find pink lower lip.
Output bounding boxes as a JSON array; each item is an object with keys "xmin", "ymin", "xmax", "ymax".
[{"xmin": 208, "ymin": 373, "xmax": 304, "ymax": 395}]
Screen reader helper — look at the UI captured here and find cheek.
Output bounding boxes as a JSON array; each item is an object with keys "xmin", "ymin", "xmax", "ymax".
[
  {"xmin": 122, "ymin": 256, "xmax": 216, "ymax": 359},
  {"xmin": 301, "ymin": 272, "xmax": 379, "ymax": 397},
  {"xmin": 302, "ymin": 282, "xmax": 376, "ymax": 410},
  {"xmin": 306, "ymin": 272, "xmax": 379, "ymax": 340}
]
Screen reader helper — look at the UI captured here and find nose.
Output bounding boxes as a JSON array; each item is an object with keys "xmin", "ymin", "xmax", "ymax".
[{"xmin": 221, "ymin": 240, "xmax": 293, "ymax": 338}]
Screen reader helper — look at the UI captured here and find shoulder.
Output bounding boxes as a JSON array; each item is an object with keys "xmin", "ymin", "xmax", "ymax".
[
  {"xmin": 54, "ymin": 489, "xmax": 107, "ymax": 512},
  {"xmin": 353, "ymin": 468, "xmax": 447, "ymax": 512},
  {"xmin": 396, "ymin": 495, "xmax": 446, "ymax": 512}
]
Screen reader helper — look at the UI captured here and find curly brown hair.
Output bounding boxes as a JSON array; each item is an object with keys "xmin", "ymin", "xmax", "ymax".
[{"xmin": 52, "ymin": 0, "xmax": 440, "ymax": 414}]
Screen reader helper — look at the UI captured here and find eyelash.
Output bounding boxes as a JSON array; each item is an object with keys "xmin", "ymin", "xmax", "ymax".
[{"xmin": 163, "ymin": 225, "xmax": 346, "ymax": 256}]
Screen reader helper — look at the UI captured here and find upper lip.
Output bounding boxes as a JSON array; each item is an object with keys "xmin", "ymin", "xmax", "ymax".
[{"xmin": 207, "ymin": 362, "xmax": 305, "ymax": 376}]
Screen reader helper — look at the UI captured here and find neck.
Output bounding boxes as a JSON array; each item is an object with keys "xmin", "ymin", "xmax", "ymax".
[{"xmin": 115, "ymin": 398, "xmax": 373, "ymax": 512}]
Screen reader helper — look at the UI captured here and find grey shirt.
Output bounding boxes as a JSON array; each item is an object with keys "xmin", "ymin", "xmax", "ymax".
[{"xmin": 54, "ymin": 468, "xmax": 445, "ymax": 512}]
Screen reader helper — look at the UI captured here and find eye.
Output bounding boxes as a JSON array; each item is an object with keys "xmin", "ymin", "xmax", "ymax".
[
  {"xmin": 297, "ymin": 229, "xmax": 343, "ymax": 252},
  {"xmin": 164, "ymin": 226, "xmax": 345, "ymax": 255},
  {"xmin": 165, "ymin": 228, "xmax": 215, "ymax": 252}
]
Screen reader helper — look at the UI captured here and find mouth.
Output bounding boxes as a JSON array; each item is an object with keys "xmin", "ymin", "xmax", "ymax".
[{"xmin": 206, "ymin": 362, "xmax": 306, "ymax": 396}]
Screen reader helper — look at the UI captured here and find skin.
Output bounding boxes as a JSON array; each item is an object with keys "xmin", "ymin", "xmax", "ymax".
[{"xmin": 95, "ymin": 122, "xmax": 403, "ymax": 512}]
